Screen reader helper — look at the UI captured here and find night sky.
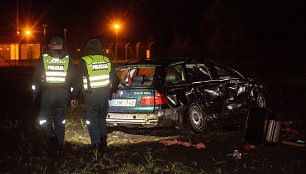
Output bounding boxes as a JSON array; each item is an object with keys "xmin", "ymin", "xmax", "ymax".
[{"xmin": 1, "ymin": 0, "xmax": 306, "ymax": 60}]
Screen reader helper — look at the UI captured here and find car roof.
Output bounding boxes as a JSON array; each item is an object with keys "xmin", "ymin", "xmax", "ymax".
[{"xmin": 118, "ymin": 57, "xmax": 213, "ymax": 67}]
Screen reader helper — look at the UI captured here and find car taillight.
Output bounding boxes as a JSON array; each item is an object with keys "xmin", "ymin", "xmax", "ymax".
[
  {"xmin": 155, "ymin": 93, "xmax": 167, "ymax": 105},
  {"xmin": 141, "ymin": 93, "xmax": 167, "ymax": 105},
  {"xmin": 141, "ymin": 96, "xmax": 154, "ymax": 105}
]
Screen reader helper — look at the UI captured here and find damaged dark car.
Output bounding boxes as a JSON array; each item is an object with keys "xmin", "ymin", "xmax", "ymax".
[{"xmin": 107, "ymin": 57, "xmax": 267, "ymax": 132}]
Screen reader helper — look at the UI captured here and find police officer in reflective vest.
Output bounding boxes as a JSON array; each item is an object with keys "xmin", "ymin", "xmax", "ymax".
[
  {"xmin": 75, "ymin": 38, "xmax": 118, "ymax": 157},
  {"xmin": 32, "ymin": 37, "xmax": 78, "ymax": 157}
]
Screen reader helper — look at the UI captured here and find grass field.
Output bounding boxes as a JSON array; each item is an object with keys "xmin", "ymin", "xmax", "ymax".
[{"xmin": 0, "ymin": 61, "xmax": 305, "ymax": 173}]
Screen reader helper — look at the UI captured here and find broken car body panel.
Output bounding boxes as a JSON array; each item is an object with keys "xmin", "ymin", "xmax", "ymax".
[{"xmin": 107, "ymin": 57, "xmax": 266, "ymax": 131}]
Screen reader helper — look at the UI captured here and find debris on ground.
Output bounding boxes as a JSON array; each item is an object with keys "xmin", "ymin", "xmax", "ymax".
[
  {"xmin": 159, "ymin": 139, "xmax": 205, "ymax": 149},
  {"xmin": 282, "ymin": 140, "xmax": 305, "ymax": 147},
  {"xmin": 283, "ymin": 126, "xmax": 299, "ymax": 135},
  {"xmin": 227, "ymin": 150, "xmax": 242, "ymax": 159},
  {"xmin": 244, "ymin": 144, "xmax": 256, "ymax": 150},
  {"xmin": 281, "ymin": 120, "xmax": 305, "ymax": 147}
]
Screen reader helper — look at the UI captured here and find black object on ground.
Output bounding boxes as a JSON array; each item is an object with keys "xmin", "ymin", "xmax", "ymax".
[{"xmin": 244, "ymin": 107, "xmax": 269, "ymax": 146}]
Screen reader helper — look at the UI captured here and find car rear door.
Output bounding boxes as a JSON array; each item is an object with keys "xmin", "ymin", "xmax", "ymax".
[{"xmin": 164, "ymin": 63, "xmax": 188, "ymax": 107}]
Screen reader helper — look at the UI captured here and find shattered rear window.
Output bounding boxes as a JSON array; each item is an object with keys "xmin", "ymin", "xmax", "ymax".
[{"xmin": 117, "ymin": 66, "xmax": 155, "ymax": 87}]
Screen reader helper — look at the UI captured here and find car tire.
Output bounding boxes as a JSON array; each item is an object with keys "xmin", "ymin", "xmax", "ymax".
[
  {"xmin": 256, "ymin": 91, "xmax": 267, "ymax": 109},
  {"xmin": 187, "ymin": 103, "xmax": 207, "ymax": 132}
]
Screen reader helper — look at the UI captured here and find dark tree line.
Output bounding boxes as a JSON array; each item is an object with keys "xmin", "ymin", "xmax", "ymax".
[{"xmin": 166, "ymin": 0, "xmax": 306, "ymax": 62}]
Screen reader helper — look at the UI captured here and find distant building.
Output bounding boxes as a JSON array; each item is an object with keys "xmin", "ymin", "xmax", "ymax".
[{"xmin": 0, "ymin": 35, "xmax": 41, "ymax": 61}]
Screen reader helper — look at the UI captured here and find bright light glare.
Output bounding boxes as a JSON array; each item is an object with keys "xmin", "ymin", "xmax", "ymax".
[
  {"xmin": 114, "ymin": 25, "xmax": 119, "ymax": 29},
  {"xmin": 25, "ymin": 30, "xmax": 31, "ymax": 35}
]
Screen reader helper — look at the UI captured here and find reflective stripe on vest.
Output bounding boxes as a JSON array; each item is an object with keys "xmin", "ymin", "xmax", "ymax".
[
  {"xmin": 82, "ymin": 55, "xmax": 111, "ymax": 90},
  {"xmin": 43, "ymin": 54, "xmax": 69, "ymax": 84}
]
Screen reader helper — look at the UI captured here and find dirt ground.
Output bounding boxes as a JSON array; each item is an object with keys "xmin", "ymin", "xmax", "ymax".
[{"xmin": 0, "ymin": 62, "xmax": 306, "ymax": 173}]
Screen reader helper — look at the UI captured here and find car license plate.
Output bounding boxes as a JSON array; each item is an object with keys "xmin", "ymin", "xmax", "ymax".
[{"xmin": 111, "ymin": 99, "xmax": 136, "ymax": 106}]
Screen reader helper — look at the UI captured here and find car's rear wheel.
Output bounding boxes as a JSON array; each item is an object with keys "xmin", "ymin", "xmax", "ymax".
[
  {"xmin": 256, "ymin": 91, "xmax": 267, "ymax": 108},
  {"xmin": 188, "ymin": 104, "xmax": 206, "ymax": 132}
]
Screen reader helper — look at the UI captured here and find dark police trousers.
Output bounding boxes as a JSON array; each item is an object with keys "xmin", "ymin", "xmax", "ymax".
[
  {"xmin": 84, "ymin": 87, "xmax": 109, "ymax": 145},
  {"xmin": 38, "ymin": 88, "xmax": 68, "ymax": 144}
]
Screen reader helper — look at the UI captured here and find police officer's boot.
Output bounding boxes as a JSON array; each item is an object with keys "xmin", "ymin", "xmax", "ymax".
[
  {"xmin": 47, "ymin": 137, "xmax": 58, "ymax": 157},
  {"xmin": 100, "ymin": 137, "xmax": 107, "ymax": 154},
  {"xmin": 56, "ymin": 143, "xmax": 63, "ymax": 157},
  {"xmin": 92, "ymin": 143, "xmax": 101, "ymax": 159}
]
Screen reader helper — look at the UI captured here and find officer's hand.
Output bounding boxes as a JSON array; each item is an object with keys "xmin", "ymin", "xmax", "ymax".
[{"xmin": 71, "ymin": 100, "xmax": 76, "ymax": 108}]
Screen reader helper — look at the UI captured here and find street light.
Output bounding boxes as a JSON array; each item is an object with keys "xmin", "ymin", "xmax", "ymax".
[
  {"xmin": 17, "ymin": 29, "xmax": 31, "ymax": 63},
  {"xmin": 114, "ymin": 24, "xmax": 119, "ymax": 60}
]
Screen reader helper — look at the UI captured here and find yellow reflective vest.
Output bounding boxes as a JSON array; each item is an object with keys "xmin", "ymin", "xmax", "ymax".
[
  {"xmin": 82, "ymin": 55, "xmax": 111, "ymax": 90},
  {"xmin": 43, "ymin": 54, "xmax": 69, "ymax": 84}
]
